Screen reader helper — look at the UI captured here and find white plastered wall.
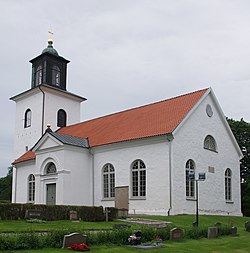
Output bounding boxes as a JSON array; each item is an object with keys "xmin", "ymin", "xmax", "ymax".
[
  {"xmin": 171, "ymin": 92, "xmax": 242, "ymax": 216},
  {"xmin": 92, "ymin": 136, "xmax": 171, "ymax": 215}
]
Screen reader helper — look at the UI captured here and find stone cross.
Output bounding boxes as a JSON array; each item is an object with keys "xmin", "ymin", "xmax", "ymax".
[{"xmin": 103, "ymin": 208, "xmax": 111, "ymax": 222}]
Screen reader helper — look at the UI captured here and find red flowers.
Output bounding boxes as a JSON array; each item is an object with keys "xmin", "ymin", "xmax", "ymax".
[{"xmin": 67, "ymin": 243, "xmax": 90, "ymax": 251}]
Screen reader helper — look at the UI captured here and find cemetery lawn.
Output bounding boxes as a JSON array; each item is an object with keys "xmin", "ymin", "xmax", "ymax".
[
  {"xmin": 1, "ymin": 231, "xmax": 250, "ymax": 253},
  {"xmin": 0, "ymin": 220, "xmax": 120, "ymax": 233},
  {"xmin": 0, "ymin": 214, "xmax": 249, "ymax": 233},
  {"xmin": 0, "ymin": 215, "xmax": 249, "ymax": 252}
]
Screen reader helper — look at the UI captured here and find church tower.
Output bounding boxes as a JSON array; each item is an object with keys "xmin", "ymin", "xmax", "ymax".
[{"xmin": 10, "ymin": 37, "xmax": 86, "ymax": 160}]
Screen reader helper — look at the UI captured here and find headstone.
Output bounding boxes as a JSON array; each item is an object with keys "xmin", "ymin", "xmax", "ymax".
[
  {"xmin": 207, "ymin": 227, "xmax": 218, "ymax": 238},
  {"xmin": 62, "ymin": 232, "xmax": 87, "ymax": 248},
  {"xmin": 113, "ymin": 224, "xmax": 130, "ymax": 229},
  {"xmin": 69, "ymin": 211, "xmax": 78, "ymax": 221},
  {"xmin": 117, "ymin": 208, "xmax": 128, "ymax": 218},
  {"xmin": 170, "ymin": 228, "xmax": 183, "ymax": 241},
  {"xmin": 25, "ymin": 210, "xmax": 42, "ymax": 220},
  {"xmin": 231, "ymin": 226, "xmax": 237, "ymax": 236},
  {"xmin": 245, "ymin": 221, "xmax": 250, "ymax": 232},
  {"xmin": 214, "ymin": 222, "xmax": 221, "ymax": 227}
]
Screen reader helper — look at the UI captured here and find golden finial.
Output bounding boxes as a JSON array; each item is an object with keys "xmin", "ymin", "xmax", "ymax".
[{"xmin": 48, "ymin": 28, "xmax": 54, "ymax": 45}]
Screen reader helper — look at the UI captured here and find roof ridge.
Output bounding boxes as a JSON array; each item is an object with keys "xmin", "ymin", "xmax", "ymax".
[{"xmin": 61, "ymin": 87, "xmax": 209, "ymax": 129}]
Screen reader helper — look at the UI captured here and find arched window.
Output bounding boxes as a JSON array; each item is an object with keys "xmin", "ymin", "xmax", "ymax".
[
  {"xmin": 46, "ymin": 162, "xmax": 57, "ymax": 174},
  {"xmin": 186, "ymin": 159, "xmax": 195, "ymax": 198},
  {"xmin": 225, "ymin": 168, "xmax": 232, "ymax": 201},
  {"xmin": 35, "ymin": 65, "xmax": 43, "ymax": 86},
  {"xmin": 103, "ymin": 163, "xmax": 115, "ymax": 199},
  {"xmin": 204, "ymin": 135, "xmax": 217, "ymax": 152},
  {"xmin": 57, "ymin": 109, "xmax": 67, "ymax": 127},
  {"xmin": 24, "ymin": 109, "xmax": 32, "ymax": 128},
  {"xmin": 28, "ymin": 174, "xmax": 35, "ymax": 203},
  {"xmin": 52, "ymin": 65, "xmax": 60, "ymax": 86},
  {"xmin": 131, "ymin": 159, "xmax": 146, "ymax": 197}
]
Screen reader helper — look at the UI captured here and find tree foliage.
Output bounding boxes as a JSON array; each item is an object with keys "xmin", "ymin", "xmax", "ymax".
[
  {"xmin": 0, "ymin": 166, "xmax": 12, "ymax": 201},
  {"xmin": 227, "ymin": 118, "xmax": 250, "ymax": 216}
]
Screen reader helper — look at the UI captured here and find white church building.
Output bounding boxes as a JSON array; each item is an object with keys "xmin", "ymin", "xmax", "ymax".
[{"xmin": 11, "ymin": 39, "xmax": 243, "ymax": 216}]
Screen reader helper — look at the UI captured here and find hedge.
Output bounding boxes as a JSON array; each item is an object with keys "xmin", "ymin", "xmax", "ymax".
[{"xmin": 0, "ymin": 203, "xmax": 118, "ymax": 221}]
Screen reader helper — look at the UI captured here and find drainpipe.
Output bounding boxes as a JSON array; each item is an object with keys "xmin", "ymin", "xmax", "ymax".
[
  {"xmin": 89, "ymin": 147, "xmax": 95, "ymax": 206},
  {"xmin": 38, "ymin": 86, "xmax": 45, "ymax": 135},
  {"xmin": 167, "ymin": 135, "xmax": 174, "ymax": 216}
]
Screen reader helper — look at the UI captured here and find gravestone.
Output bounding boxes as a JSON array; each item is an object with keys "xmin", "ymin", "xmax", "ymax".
[
  {"xmin": 170, "ymin": 228, "xmax": 183, "ymax": 241},
  {"xmin": 62, "ymin": 232, "xmax": 87, "ymax": 248},
  {"xmin": 207, "ymin": 227, "xmax": 218, "ymax": 238},
  {"xmin": 245, "ymin": 221, "xmax": 250, "ymax": 232},
  {"xmin": 69, "ymin": 211, "xmax": 78, "ymax": 221},
  {"xmin": 231, "ymin": 226, "xmax": 237, "ymax": 236},
  {"xmin": 25, "ymin": 210, "xmax": 42, "ymax": 220},
  {"xmin": 214, "ymin": 222, "xmax": 221, "ymax": 227}
]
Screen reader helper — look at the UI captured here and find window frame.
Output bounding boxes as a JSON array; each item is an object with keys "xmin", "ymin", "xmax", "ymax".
[
  {"xmin": 185, "ymin": 159, "xmax": 195, "ymax": 199},
  {"xmin": 28, "ymin": 174, "xmax": 35, "ymax": 203},
  {"xmin": 24, "ymin": 109, "xmax": 32, "ymax": 128},
  {"xmin": 204, "ymin": 135, "xmax": 217, "ymax": 152},
  {"xmin": 45, "ymin": 162, "xmax": 57, "ymax": 174},
  {"xmin": 35, "ymin": 65, "xmax": 43, "ymax": 86},
  {"xmin": 131, "ymin": 159, "xmax": 146, "ymax": 199},
  {"xmin": 52, "ymin": 65, "xmax": 60, "ymax": 86},
  {"xmin": 57, "ymin": 109, "xmax": 67, "ymax": 127},
  {"xmin": 102, "ymin": 163, "xmax": 115, "ymax": 200},
  {"xmin": 225, "ymin": 168, "xmax": 232, "ymax": 202}
]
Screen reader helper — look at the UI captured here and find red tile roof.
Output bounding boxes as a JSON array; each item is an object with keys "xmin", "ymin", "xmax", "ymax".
[{"xmin": 13, "ymin": 88, "xmax": 208, "ymax": 165}]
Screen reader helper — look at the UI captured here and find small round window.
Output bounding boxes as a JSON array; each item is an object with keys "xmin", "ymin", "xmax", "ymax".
[{"xmin": 206, "ymin": 104, "xmax": 213, "ymax": 117}]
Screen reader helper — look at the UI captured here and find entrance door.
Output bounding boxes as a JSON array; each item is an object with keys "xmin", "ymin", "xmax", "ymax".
[{"xmin": 46, "ymin": 184, "xmax": 56, "ymax": 205}]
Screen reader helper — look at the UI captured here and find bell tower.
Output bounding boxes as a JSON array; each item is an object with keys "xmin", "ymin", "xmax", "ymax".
[
  {"xmin": 10, "ymin": 36, "xmax": 86, "ymax": 160},
  {"xmin": 30, "ymin": 38, "xmax": 69, "ymax": 90}
]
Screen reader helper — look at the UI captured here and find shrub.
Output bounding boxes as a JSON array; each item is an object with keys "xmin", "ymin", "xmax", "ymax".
[{"xmin": 0, "ymin": 203, "xmax": 118, "ymax": 221}]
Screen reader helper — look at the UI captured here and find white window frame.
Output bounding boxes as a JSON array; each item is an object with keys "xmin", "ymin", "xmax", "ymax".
[
  {"xmin": 204, "ymin": 135, "xmax": 217, "ymax": 152},
  {"xmin": 24, "ymin": 109, "xmax": 32, "ymax": 128},
  {"xmin": 225, "ymin": 168, "xmax": 232, "ymax": 201},
  {"xmin": 186, "ymin": 159, "xmax": 195, "ymax": 199},
  {"xmin": 28, "ymin": 174, "xmax": 35, "ymax": 203},
  {"xmin": 131, "ymin": 159, "xmax": 146, "ymax": 198},
  {"xmin": 103, "ymin": 163, "xmax": 115, "ymax": 199}
]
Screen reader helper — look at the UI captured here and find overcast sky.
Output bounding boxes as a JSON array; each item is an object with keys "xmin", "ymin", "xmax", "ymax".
[{"xmin": 0, "ymin": 0, "xmax": 250, "ymax": 177}]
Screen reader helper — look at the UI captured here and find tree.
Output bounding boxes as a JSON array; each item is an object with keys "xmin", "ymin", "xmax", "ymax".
[
  {"xmin": 0, "ymin": 166, "xmax": 12, "ymax": 202},
  {"xmin": 227, "ymin": 118, "xmax": 250, "ymax": 216}
]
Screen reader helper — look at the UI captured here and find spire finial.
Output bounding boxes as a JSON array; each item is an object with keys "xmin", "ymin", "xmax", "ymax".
[{"xmin": 48, "ymin": 28, "xmax": 54, "ymax": 46}]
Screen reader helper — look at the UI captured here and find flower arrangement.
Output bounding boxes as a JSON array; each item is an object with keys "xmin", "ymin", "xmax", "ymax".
[
  {"xmin": 67, "ymin": 243, "xmax": 90, "ymax": 251},
  {"xmin": 153, "ymin": 235, "xmax": 162, "ymax": 245}
]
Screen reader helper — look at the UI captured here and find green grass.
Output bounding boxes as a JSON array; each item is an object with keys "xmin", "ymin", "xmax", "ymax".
[
  {"xmin": 1, "ymin": 215, "xmax": 248, "ymax": 233},
  {"xmin": 0, "ymin": 215, "xmax": 250, "ymax": 252},
  {"xmin": 1, "ymin": 232, "xmax": 250, "ymax": 253},
  {"xmin": 0, "ymin": 220, "xmax": 121, "ymax": 233}
]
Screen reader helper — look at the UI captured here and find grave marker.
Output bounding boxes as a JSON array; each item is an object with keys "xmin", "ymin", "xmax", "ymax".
[{"xmin": 62, "ymin": 232, "xmax": 87, "ymax": 248}]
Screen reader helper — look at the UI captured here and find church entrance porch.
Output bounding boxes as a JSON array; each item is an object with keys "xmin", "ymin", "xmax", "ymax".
[{"xmin": 46, "ymin": 183, "xmax": 56, "ymax": 205}]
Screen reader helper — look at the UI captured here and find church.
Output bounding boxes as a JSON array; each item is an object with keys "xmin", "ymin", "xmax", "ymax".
[{"xmin": 11, "ymin": 38, "xmax": 243, "ymax": 216}]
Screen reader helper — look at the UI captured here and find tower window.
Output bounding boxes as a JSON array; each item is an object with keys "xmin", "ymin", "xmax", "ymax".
[
  {"xmin": 24, "ymin": 109, "xmax": 32, "ymax": 128},
  {"xmin": 35, "ymin": 65, "xmax": 43, "ymax": 86},
  {"xmin": 52, "ymin": 65, "xmax": 60, "ymax": 86},
  {"xmin": 57, "ymin": 109, "xmax": 67, "ymax": 127}
]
